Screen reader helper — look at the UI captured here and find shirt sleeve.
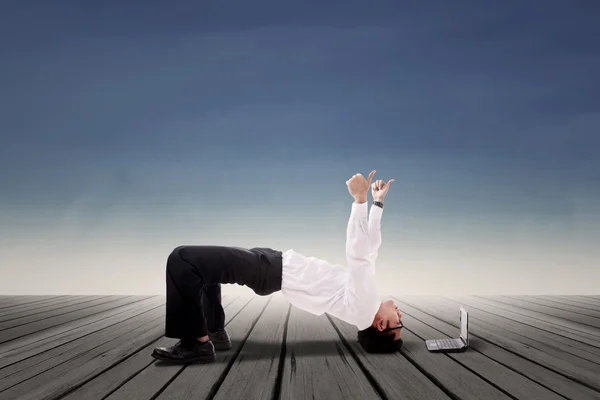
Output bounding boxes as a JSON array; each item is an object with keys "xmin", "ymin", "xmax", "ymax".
[
  {"xmin": 345, "ymin": 202, "xmax": 383, "ymax": 276},
  {"xmin": 368, "ymin": 203, "xmax": 383, "ymax": 261}
]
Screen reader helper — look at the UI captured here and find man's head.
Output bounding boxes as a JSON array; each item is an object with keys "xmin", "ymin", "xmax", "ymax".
[{"xmin": 357, "ymin": 300, "xmax": 404, "ymax": 353}]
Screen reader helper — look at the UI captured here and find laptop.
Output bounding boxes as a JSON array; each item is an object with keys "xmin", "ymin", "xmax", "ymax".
[{"xmin": 425, "ymin": 306, "xmax": 469, "ymax": 352}]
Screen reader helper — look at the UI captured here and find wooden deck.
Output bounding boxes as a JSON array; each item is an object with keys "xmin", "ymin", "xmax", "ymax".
[{"xmin": 0, "ymin": 294, "xmax": 599, "ymax": 400}]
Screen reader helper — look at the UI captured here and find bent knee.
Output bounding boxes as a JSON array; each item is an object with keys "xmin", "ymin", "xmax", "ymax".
[
  {"xmin": 170, "ymin": 245, "xmax": 187, "ymax": 256},
  {"xmin": 166, "ymin": 246, "xmax": 187, "ymax": 270}
]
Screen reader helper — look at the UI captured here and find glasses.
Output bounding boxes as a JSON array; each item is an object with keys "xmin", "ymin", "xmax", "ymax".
[{"xmin": 382, "ymin": 321, "xmax": 404, "ymax": 333}]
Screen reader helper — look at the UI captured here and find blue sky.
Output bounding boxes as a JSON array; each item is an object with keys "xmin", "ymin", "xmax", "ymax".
[{"xmin": 1, "ymin": 1, "xmax": 599, "ymax": 295}]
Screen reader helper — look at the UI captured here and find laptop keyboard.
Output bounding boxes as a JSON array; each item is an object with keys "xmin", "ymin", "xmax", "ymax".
[{"xmin": 435, "ymin": 338, "xmax": 459, "ymax": 349}]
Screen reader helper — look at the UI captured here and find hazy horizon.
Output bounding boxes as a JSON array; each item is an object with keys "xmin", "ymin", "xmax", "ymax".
[{"xmin": 1, "ymin": 1, "xmax": 599, "ymax": 295}]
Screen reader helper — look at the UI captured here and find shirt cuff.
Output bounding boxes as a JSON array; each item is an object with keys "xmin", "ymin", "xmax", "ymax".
[
  {"xmin": 351, "ymin": 202, "xmax": 368, "ymax": 219},
  {"xmin": 369, "ymin": 202, "xmax": 383, "ymax": 221}
]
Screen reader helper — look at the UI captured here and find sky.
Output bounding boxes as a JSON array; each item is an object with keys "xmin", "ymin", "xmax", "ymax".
[{"xmin": 0, "ymin": 0, "xmax": 599, "ymax": 295}]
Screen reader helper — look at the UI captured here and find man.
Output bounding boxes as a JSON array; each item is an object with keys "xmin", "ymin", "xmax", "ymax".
[{"xmin": 152, "ymin": 170, "xmax": 403, "ymax": 364}]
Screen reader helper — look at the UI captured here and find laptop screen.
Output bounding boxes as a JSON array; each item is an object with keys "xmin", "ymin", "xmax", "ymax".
[{"xmin": 459, "ymin": 307, "xmax": 468, "ymax": 344}]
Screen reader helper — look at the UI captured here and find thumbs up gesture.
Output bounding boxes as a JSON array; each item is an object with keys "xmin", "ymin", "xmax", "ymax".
[
  {"xmin": 371, "ymin": 178, "xmax": 395, "ymax": 202},
  {"xmin": 346, "ymin": 170, "xmax": 376, "ymax": 203}
]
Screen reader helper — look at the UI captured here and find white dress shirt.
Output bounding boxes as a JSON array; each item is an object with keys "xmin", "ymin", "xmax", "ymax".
[{"xmin": 280, "ymin": 202, "xmax": 383, "ymax": 330}]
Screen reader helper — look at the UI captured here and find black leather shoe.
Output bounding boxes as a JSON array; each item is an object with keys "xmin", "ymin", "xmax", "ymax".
[
  {"xmin": 152, "ymin": 339, "xmax": 216, "ymax": 363},
  {"xmin": 209, "ymin": 330, "xmax": 232, "ymax": 350}
]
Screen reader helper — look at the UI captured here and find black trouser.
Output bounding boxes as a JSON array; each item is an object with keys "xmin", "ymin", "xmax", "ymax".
[{"xmin": 165, "ymin": 245, "xmax": 283, "ymax": 339}]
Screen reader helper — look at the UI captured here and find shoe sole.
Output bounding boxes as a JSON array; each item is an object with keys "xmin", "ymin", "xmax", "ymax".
[
  {"xmin": 151, "ymin": 352, "xmax": 216, "ymax": 364},
  {"xmin": 212, "ymin": 341, "xmax": 232, "ymax": 351}
]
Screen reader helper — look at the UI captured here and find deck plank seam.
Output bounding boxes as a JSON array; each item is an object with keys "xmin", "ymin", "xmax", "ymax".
[
  {"xmin": 0, "ymin": 301, "xmax": 165, "ymax": 372},
  {"xmin": 440, "ymin": 296, "xmax": 600, "ymax": 350},
  {"xmin": 398, "ymin": 299, "xmax": 600, "ymax": 396},
  {"xmin": 534, "ymin": 296, "xmax": 600, "ymax": 311},
  {"xmin": 394, "ymin": 299, "xmax": 570, "ymax": 400},
  {"xmin": 388, "ymin": 305, "xmax": 519, "ymax": 400},
  {"xmin": 270, "ymin": 303, "xmax": 291, "ymax": 400},
  {"xmin": 0, "ymin": 296, "xmax": 156, "ymax": 346},
  {"xmin": 485, "ymin": 296, "xmax": 600, "ymax": 331},
  {"xmin": 55, "ymin": 332, "xmax": 166, "ymax": 400},
  {"xmin": 147, "ymin": 296, "xmax": 271, "ymax": 400},
  {"xmin": 326, "ymin": 314, "xmax": 389, "ymax": 400},
  {"xmin": 0, "ymin": 295, "xmax": 122, "ymax": 331},
  {"xmin": 472, "ymin": 296, "xmax": 600, "ymax": 338},
  {"xmin": 0, "ymin": 297, "xmax": 63, "ymax": 311},
  {"xmin": 203, "ymin": 296, "xmax": 272, "ymax": 400},
  {"xmin": 0, "ymin": 314, "xmax": 166, "ymax": 395},
  {"xmin": 222, "ymin": 296, "xmax": 255, "ymax": 329},
  {"xmin": 503, "ymin": 296, "xmax": 600, "ymax": 320},
  {"xmin": 0, "ymin": 296, "xmax": 73, "ymax": 319},
  {"xmin": 63, "ymin": 296, "xmax": 239, "ymax": 400}
]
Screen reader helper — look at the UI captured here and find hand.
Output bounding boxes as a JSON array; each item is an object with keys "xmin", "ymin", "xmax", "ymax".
[
  {"xmin": 371, "ymin": 178, "xmax": 395, "ymax": 202},
  {"xmin": 346, "ymin": 170, "xmax": 376, "ymax": 203}
]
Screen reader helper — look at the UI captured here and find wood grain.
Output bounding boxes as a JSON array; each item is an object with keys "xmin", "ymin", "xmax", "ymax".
[
  {"xmin": 394, "ymin": 297, "xmax": 600, "ymax": 400},
  {"xmin": 1, "ymin": 295, "xmax": 599, "ymax": 400},
  {"xmin": 280, "ymin": 307, "xmax": 381, "ymax": 400},
  {"xmin": 399, "ymin": 296, "xmax": 600, "ymax": 392},
  {"xmin": 329, "ymin": 315, "xmax": 451, "ymax": 400},
  {"xmin": 155, "ymin": 295, "xmax": 270, "ymax": 400}
]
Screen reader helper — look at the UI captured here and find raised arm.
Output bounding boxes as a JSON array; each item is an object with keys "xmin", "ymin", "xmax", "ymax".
[
  {"xmin": 367, "ymin": 202, "xmax": 383, "ymax": 262},
  {"xmin": 345, "ymin": 200, "xmax": 373, "ymax": 269},
  {"xmin": 345, "ymin": 171, "xmax": 394, "ymax": 275},
  {"xmin": 367, "ymin": 176, "xmax": 394, "ymax": 261}
]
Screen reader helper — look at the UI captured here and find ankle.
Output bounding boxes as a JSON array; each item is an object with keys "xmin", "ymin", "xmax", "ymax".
[{"xmin": 196, "ymin": 335, "xmax": 209, "ymax": 343}]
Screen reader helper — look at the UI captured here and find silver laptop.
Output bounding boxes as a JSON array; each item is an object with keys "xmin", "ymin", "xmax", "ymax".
[{"xmin": 426, "ymin": 307, "xmax": 469, "ymax": 352}]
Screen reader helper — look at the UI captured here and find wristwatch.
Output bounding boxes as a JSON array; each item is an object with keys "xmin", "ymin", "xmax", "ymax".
[{"xmin": 373, "ymin": 201, "xmax": 384, "ymax": 209}]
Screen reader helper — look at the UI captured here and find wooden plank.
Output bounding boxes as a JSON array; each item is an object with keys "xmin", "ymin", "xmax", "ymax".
[
  {"xmin": 0, "ymin": 298, "xmax": 163, "ymax": 388},
  {"xmin": 575, "ymin": 296, "xmax": 600, "ymax": 302},
  {"xmin": 506, "ymin": 295, "xmax": 600, "ymax": 319},
  {"xmin": 441, "ymin": 297, "xmax": 600, "ymax": 362},
  {"xmin": 153, "ymin": 296, "xmax": 270, "ymax": 400},
  {"xmin": 394, "ymin": 297, "xmax": 600, "ymax": 400},
  {"xmin": 449, "ymin": 296, "xmax": 600, "ymax": 354},
  {"xmin": 471, "ymin": 296, "xmax": 600, "ymax": 339},
  {"xmin": 536, "ymin": 295, "xmax": 600, "ymax": 311},
  {"xmin": 395, "ymin": 299, "xmax": 564, "ymax": 400},
  {"xmin": 0, "ymin": 296, "xmax": 146, "ymax": 344},
  {"xmin": 435, "ymin": 296, "xmax": 600, "ymax": 370},
  {"xmin": 107, "ymin": 297, "xmax": 267, "ymax": 400},
  {"xmin": 376, "ymin": 307, "xmax": 513, "ymax": 400},
  {"xmin": 212, "ymin": 295, "xmax": 288, "ymax": 400},
  {"xmin": 329, "ymin": 315, "xmax": 451, "ymax": 400},
  {"xmin": 59, "ymin": 296, "xmax": 245, "ymax": 400},
  {"xmin": 488, "ymin": 296, "xmax": 600, "ymax": 330},
  {"xmin": 0, "ymin": 309, "xmax": 166, "ymax": 400},
  {"xmin": 0, "ymin": 296, "xmax": 164, "ymax": 369},
  {"xmin": 101, "ymin": 296, "xmax": 268, "ymax": 400},
  {"xmin": 0, "ymin": 296, "xmax": 60, "ymax": 310},
  {"xmin": 572, "ymin": 296, "xmax": 600, "ymax": 308},
  {"xmin": 280, "ymin": 307, "xmax": 381, "ymax": 400},
  {"xmin": 0, "ymin": 295, "xmax": 115, "ymax": 330},
  {"xmin": 0, "ymin": 296, "xmax": 52, "ymax": 304},
  {"xmin": 0, "ymin": 296, "xmax": 73, "ymax": 318},
  {"xmin": 0, "ymin": 296, "xmax": 103, "ymax": 323},
  {"xmin": 399, "ymin": 296, "xmax": 600, "ymax": 392},
  {"xmin": 0, "ymin": 295, "xmax": 165, "ymax": 354},
  {"xmin": 568, "ymin": 296, "xmax": 600, "ymax": 305},
  {"xmin": 444, "ymin": 296, "xmax": 600, "ymax": 350}
]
